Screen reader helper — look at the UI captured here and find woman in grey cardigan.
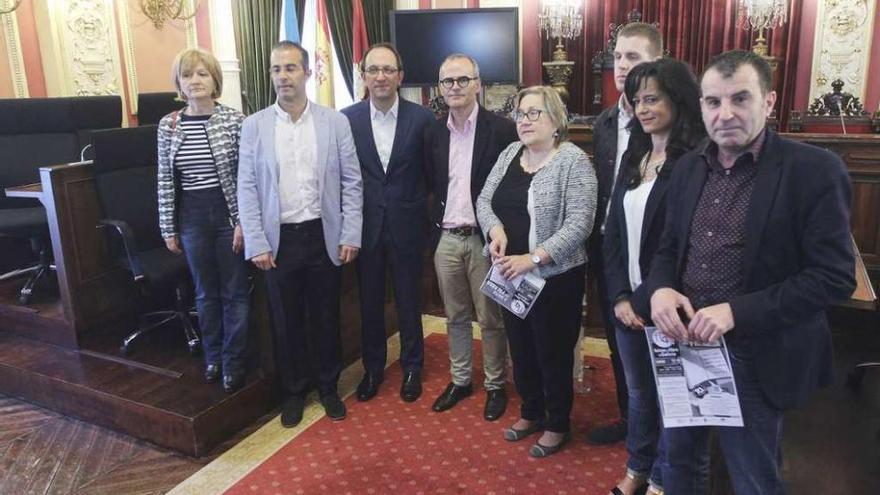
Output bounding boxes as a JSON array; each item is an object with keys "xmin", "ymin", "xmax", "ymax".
[
  {"xmin": 477, "ymin": 86, "xmax": 597, "ymax": 457},
  {"xmin": 157, "ymin": 49, "xmax": 249, "ymax": 393}
]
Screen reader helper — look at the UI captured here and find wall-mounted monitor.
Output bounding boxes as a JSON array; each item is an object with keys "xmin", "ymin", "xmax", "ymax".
[{"xmin": 389, "ymin": 8, "xmax": 519, "ymax": 87}]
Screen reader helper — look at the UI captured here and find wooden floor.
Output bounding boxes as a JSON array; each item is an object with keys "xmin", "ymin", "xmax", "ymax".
[{"xmin": 0, "ymin": 394, "xmax": 277, "ymax": 495}]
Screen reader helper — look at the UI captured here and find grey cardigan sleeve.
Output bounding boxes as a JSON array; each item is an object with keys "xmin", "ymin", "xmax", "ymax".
[{"xmin": 537, "ymin": 146, "xmax": 597, "ymax": 265}]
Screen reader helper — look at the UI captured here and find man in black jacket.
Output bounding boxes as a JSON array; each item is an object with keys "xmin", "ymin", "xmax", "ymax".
[
  {"xmin": 425, "ymin": 54, "xmax": 518, "ymax": 421},
  {"xmin": 587, "ymin": 22, "xmax": 663, "ymax": 445},
  {"xmin": 648, "ymin": 50, "xmax": 855, "ymax": 494}
]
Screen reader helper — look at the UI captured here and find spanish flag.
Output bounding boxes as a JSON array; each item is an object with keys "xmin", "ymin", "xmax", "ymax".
[{"xmin": 314, "ymin": 0, "xmax": 335, "ymax": 108}]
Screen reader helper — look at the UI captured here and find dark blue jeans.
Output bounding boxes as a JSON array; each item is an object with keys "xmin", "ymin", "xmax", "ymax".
[
  {"xmin": 616, "ymin": 325, "xmax": 664, "ymax": 487},
  {"xmin": 179, "ymin": 188, "xmax": 250, "ymax": 376},
  {"xmin": 661, "ymin": 342, "xmax": 785, "ymax": 495}
]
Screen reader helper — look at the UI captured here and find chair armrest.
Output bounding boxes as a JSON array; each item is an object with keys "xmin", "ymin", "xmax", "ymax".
[{"xmin": 98, "ymin": 219, "xmax": 145, "ymax": 281}]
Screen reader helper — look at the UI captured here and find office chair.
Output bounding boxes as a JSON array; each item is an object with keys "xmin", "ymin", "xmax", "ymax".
[
  {"xmin": 0, "ymin": 96, "xmax": 121, "ymax": 304},
  {"xmin": 136, "ymin": 92, "xmax": 184, "ymax": 126},
  {"xmin": 91, "ymin": 125, "xmax": 200, "ymax": 355}
]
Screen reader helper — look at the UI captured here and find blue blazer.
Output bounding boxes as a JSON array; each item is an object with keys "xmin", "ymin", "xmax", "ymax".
[
  {"xmin": 236, "ymin": 102, "xmax": 363, "ymax": 265},
  {"xmin": 645, "ymin": 130, "xmax": 855, "ymax": 410},
  {"xmin": 602, "ymin": 154, "xmax": 676, "ymax": 322},
  {"xmin": 341, "ymin": 98, "xmax": 435, "ymax": 252}
]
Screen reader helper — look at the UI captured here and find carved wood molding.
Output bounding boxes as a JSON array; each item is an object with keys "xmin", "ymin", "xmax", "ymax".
[{"xmin": 1, "ymin": 7, "xmax": 28, "ymax": 97}]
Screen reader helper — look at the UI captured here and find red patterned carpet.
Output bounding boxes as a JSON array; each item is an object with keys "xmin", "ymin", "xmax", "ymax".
[{"xmin": 226, "ymin": 334, "xmax": 627, "ymax": 494}]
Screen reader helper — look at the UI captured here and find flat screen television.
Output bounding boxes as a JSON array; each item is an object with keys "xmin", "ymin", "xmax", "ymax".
[{"xmin": 389, "ymin": 8, "xmax": 519, "ymax": 87}]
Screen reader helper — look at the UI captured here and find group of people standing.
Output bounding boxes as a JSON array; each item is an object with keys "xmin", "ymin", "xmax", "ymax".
[{"xmin": 157, "ymin": 20, "xmax": 855, "ymax": 495}]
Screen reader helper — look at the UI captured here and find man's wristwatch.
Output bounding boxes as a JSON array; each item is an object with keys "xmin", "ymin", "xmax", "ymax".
[{"xmin": 531, "ymin": 254, "xmax": 541, "ymax": 266}]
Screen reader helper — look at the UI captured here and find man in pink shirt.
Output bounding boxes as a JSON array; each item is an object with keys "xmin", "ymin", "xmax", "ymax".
[{"xmin": 424, "ymin": 53, "xmax": 518, "ymax": 420}]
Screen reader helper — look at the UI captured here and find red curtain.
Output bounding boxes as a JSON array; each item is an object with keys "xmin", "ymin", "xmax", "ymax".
[{"xmin": 547, "ymin": 0, "xmax": 803, "ymax": 127}]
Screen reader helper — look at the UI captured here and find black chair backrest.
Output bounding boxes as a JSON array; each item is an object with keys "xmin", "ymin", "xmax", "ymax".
[
  {"xmin": 137, "ymin": 92, "xmax": 185, "ymax": 126},
  {"xmin": 91, "ymin": 125, "xmax": 164, "ymax": 253},
  {"xmin": 0, "ymin": 96, "xmax": 122, "ymax": 209}
]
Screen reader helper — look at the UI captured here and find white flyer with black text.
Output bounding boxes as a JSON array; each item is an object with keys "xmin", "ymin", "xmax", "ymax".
[
  {"xmin": 645, "ymin": 327, "xmax": 744, "ymax": 428},
  {"xmin": 480, "ymin": 264, "xmax": 545, "ymax": 319}
]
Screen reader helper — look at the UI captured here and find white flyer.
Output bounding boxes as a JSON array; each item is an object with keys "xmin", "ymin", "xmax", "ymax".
[
  {"xmin": 645, "ymin": 327, "xmax": 744, "ymax": 428},
  {"xmin": 480, "ymin": 264, "xmax": 546, "ymax": 319}
]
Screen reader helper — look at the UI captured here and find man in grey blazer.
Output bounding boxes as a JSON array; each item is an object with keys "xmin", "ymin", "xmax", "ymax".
[{"xmin": 237, "ymin": 41, "xmax": 363, "ymax": 428}]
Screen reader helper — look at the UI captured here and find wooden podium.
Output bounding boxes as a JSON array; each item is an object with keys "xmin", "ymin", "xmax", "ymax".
[{"xmin": 0, "ymin": 162, "xmax": 276, "ymax": 456}]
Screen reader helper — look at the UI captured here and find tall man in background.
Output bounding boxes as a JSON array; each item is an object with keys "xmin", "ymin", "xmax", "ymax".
[{"xmin": 587, "ymin": 22, "xmax": 664, "ymax": 445}]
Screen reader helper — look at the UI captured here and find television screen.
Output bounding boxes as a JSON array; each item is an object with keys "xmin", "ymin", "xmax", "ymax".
[{"xmin": 390, "ymin": 8, "xmax": 519, "ymax": 87}]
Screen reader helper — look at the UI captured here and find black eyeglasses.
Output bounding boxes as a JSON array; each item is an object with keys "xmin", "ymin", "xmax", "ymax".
[
  {"xmin": 512, "ymin": 109, "xmax": 544, "ymax": 122},
  {"xmin": 439, "ymin": 76, "xmax": 479, "ymax": 89},
  {"xmin": 363, "ymin": 66, "xmax": 400, "ymax": 77}
]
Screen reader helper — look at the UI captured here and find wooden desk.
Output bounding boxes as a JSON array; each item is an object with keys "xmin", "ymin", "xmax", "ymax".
[
  {"xmin": 5, "ymin": 182, "xmax": 43, "ymax": 199},
  {"xmin": 3, "ymin": 163, "xmax": 133, "ymax": 347},
  {"xmin": 1, "ymin": 162, "xmax": 279, "ymax": 455}
]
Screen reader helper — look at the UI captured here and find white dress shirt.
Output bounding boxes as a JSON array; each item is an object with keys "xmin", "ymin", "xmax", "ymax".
[
  {"xmin": 274, "ymin": 101, "xmax": 321, "ymax": 224},
  {"xmin": 370, "ymin": 96, "xmax": 398, "ymax": 172}
]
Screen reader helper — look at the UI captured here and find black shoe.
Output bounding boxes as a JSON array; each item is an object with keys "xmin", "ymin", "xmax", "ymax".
[
  {"xmin": 280, "ymin": 396, "xmax": 305, "ymax": 428},
  {"xmin": 356, "ymin": 373, "xmax": 384, "ymax": 402},
  {"xmin": 321, "ymin": 393, "xmax": 347, "ymax": 421},
  {"xmin": 400, "ymin": 370, "xmax": 422, "ymax": 402},
  {"xmin": 204, "ymin": 364, "xmax": 220, "ymax": 384},
  {"xmin": 431, "ymin": 382, "xmax": 473, "ymax": 412},
  {"xmin": 222, "ymin": 373, "xmax": 244, "ymax": 393},
  {"xmin": 586, "ymin": 420, "xmax": 627, "ymax": 445},
  {"xmin": 483, "ymin": 388, "xmax": 508, "ymax": 421}
]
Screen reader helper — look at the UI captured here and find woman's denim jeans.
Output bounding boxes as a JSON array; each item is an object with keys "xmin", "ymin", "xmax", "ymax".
[{"xmin": 179, "ymin": 187, "xmax": 250, "ymax": 375}]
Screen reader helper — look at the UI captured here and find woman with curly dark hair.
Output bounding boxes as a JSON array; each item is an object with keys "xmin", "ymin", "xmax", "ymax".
[{"xmin": 603, "ymin": 58, "xmax": 706, "ymax": 495}]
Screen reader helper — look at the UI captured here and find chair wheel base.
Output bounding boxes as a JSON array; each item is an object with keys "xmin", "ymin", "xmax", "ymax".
[
  {"xmin": 187, "ymin": 341, "xmax": 201, "ymax": 355},
  {"xmin": 120, "ymin": 343, "xmax": 132, "ymax": 356}
]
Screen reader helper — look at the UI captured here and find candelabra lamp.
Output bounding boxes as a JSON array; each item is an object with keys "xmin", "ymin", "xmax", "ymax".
[
  {"xmin": 140, "ymin": 0, "xmax": 201, "ymax": 29},
  {"xmin": 737, "ymin": 0, "xmax": 788, "ymax": 58},
  {"xmin": 539, "ymin": 0, "xmax": 583, "ymax": 104}
]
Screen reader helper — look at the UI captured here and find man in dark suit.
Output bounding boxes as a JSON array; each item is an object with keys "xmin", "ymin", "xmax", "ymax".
[
  {"xmin": 341, "ymin": 43, "xmax": 435, "ymax": 403},
  {"xmin": 587, "ymin": 22, "xmax": 663, "ymax": 445},
  {"xmin": 424, "ymin": 54, "xmax": 518, "ymax": 420},
  {"xmin": 648, "ymin": 50, "xmax": 855, "ymax": 494}
]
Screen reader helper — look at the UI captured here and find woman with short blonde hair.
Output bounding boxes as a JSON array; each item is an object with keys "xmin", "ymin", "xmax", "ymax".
[{"xmin": 157, "ymin": 48, "xmax": 249, "ymax": 393}]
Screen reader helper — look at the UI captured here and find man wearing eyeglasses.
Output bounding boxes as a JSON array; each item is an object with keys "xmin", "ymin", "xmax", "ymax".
[
  {"xmin": 342, "ymin": 43, "xmax": 435, "ymax": 404},
  {"xmin": 423, "ymin": 54, "xmax": 517, "ymax": 420}
]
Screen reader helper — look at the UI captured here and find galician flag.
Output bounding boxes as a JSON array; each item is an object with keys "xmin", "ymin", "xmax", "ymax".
[{"xmin": 279, "ymin": 0, "xmax": 300, "ymax": 42}]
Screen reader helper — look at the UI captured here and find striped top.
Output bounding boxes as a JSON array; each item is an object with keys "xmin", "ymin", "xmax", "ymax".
[{"xmin": 174, "ymin": 114, "xmax": 220, "ymax": 190}]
